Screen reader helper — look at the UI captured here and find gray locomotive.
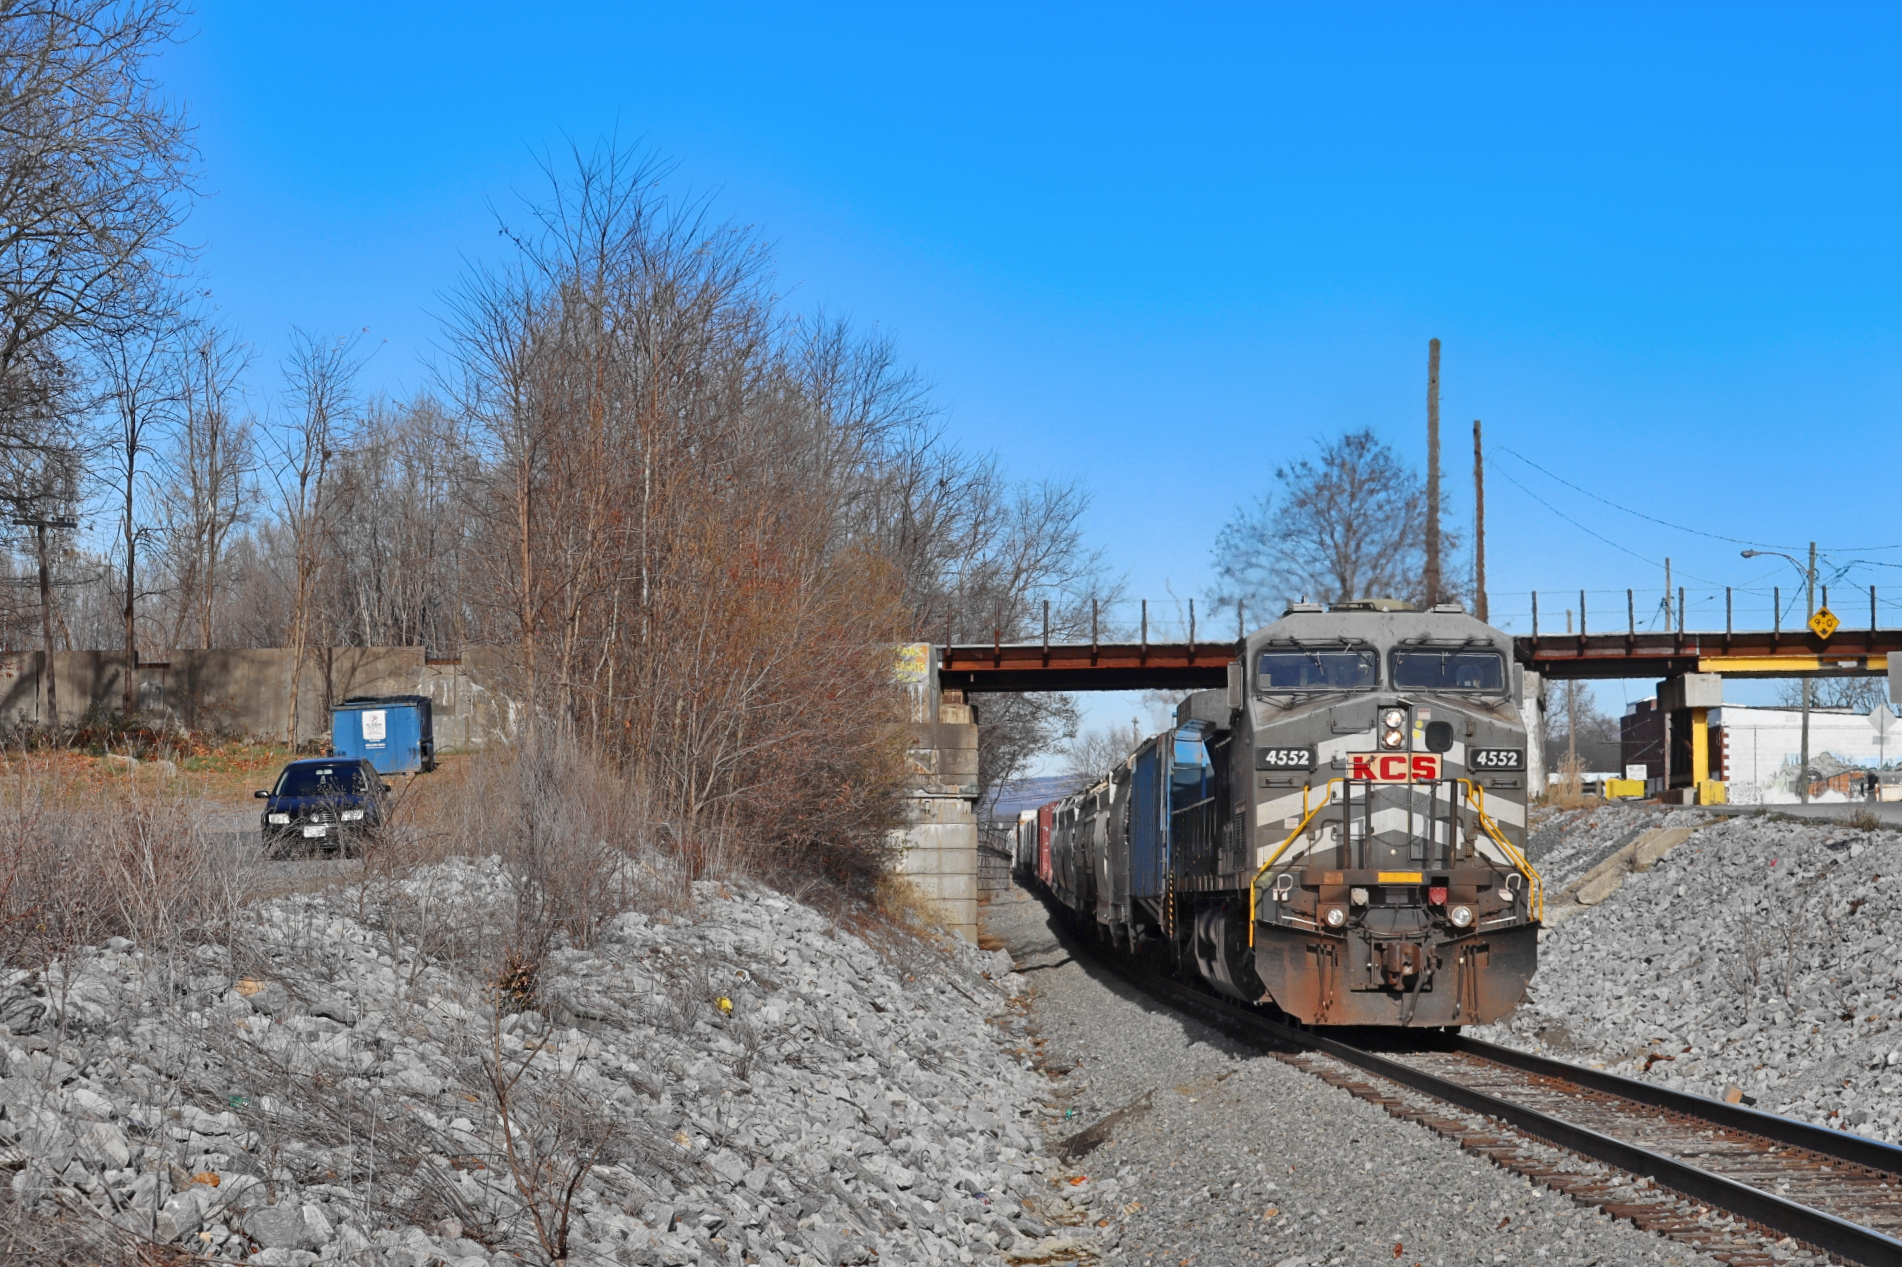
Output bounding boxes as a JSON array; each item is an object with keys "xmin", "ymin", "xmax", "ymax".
[{"xmin": 1015, "ymin": 599, "xmax": 1541, "ymax": 1027}]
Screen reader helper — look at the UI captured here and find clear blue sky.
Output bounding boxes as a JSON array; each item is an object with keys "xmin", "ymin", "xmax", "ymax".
[{"xmin": 157, "ymin": 4, "xmax": 1902, "ymax": 725}]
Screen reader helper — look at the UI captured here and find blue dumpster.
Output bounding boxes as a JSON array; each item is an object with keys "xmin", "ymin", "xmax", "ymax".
[{"xmin": 332, "ymin": 695, "xmax": 435, "ymax": 774}]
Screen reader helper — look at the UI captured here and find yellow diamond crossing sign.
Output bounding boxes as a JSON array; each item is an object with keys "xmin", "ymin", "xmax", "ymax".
[{"xmin": 1809, "ymin": 606, "xmax": 1840, "ymax": 640}]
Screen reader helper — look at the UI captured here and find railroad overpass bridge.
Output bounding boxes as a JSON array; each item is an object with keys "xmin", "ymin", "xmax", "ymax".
[
  {"xmin": 935, "ymin": 626, "xmax": 1902, "ymax": 693},
  {"xmin": 932, "ymin": 615, "xmax": 1902, "ymax": 810}
]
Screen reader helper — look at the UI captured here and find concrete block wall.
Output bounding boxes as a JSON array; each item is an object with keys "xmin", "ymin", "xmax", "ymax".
[
  {"xmin": 976, "ymin": 830, "xmax": 1014, "ymax": 897},
  {"xmin": 892, "ymin": 791, "xmax": 979, "ymax": 942},
  {"xmin": 889, "ymin": 646, "xmax": 981, "ymax": 942},
  {"xmin": 0, "ymin": 645, "xmax": 524, "ymax": 749}
]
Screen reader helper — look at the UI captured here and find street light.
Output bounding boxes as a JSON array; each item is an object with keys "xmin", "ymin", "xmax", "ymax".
[{"xmin": 1741, "ymin": 544, "xmax": 1819, "ymax": 805}]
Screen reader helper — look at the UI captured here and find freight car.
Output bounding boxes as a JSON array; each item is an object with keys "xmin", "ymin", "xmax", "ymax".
[{"xmin": 1018, "ymin": 600, "xmax": 1541, "ymax": 1028}]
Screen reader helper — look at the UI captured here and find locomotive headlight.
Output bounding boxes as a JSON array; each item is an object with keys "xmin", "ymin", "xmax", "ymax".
[
  {"xmin": 1449, "ymin": 905, "xmax": 1475, "ymax": 928},
  {"xmin": 1381, "ymin": 708, "xmax": 1407, "ymax": 731},
  {"xmin": 1322, "ymin": 905, "xmax": 1348, "ymax": 929},
  {"xmin": 1349, "ymin": 887, "xmax": 1369, "ymax": 906},
  {"xmin": 1380, "ymin": 728, "xmax": 1405, "ymax": 750}
]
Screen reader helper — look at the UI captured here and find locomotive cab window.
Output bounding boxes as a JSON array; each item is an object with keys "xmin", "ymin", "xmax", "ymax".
[
  {"xmin": 1255, "ymin": 645, "xmax": 1378, "ymax": 691},
  {"xmin": 1390, "ymin": 648, "xmax": 1505, "ymax": 692}
]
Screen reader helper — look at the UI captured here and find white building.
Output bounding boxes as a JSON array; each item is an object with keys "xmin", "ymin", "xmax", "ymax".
[{"xmin": 1711, "ymin": 704, "xmax": 1898, "ymax": 803}]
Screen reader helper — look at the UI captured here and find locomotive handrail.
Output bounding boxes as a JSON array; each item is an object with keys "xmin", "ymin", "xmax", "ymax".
[
  {"xmin": 1247, "ymin": 777, "xmax": 1346, "ymax": 943},
  {"xmin": 1457, "ymin": 778, "xmax": 1544, "ymax": 923},
  {"xmin": 1246, "ymin": 776, "xmax": 1544, "ymax": 941}
]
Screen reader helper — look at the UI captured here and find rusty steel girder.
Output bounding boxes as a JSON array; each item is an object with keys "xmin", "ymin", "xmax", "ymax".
[{"xmin": 935, "ymin": 630, "xmax": 1902, "ymax": 692}]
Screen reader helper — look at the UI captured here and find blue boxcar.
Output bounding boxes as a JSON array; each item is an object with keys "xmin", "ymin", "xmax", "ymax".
[
  {"xmin": 332, "ymin": 695, "xmax": 436, "ymax": 774},
  {"xmin": 1129, "ymin": 737, "xmax": 1168, "ymax": 898},
  {"xmin": 1128, "ymin": 726, "xmax": 1216, "ymax": 898}
]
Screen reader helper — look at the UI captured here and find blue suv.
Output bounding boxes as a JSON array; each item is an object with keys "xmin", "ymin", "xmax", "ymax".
[{"xmin": 255, "ymin": 758, "xmax": 389, "ymax": 858}]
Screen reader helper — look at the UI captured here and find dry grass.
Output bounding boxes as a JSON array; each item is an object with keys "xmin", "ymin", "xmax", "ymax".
[
  {"xmin": 871, "ymin": 873, "xmax": 958, "ymax": 946},
  {"xmin": 1537, "ymin": 788, "xmax": 1611, "ymax": 811},
  {"xmin": 0, "ymin": 764, "xmax": 256, "ymax": 969},
  {"xmin": 0, "ymin": 727, "xmax": 965, "ymax": 1265}
]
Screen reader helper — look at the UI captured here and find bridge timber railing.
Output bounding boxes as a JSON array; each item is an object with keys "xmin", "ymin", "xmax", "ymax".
[{"xmin": 936, "ymin": 630, "xmax": 1902, "ymax": 693}]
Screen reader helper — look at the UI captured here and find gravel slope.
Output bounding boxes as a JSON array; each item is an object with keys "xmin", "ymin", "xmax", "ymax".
[
  {"xmin": 983, "ymin": 883, "xmax": 1723, "ymax": 1266},
  {"xmin": 1479, "ymin": 806, "xmax": 1902, "ymax": 1143},
  {"xmin": 1525, "ymin": 804, "xmax": 1698, "ymax": 891},
  {"xmin": 0, "ymin": 858, "xmax": 1079, "ymax": 1266}
]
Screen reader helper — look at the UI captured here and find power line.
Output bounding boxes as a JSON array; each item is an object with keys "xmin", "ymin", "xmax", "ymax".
[
  {"xmin": 1497, "ymin": 448, "xmax": 1796, "ymax": 550},
  {"xmin": 1497, "ymin": 447, "xmax": 1902, "ymax": 554},
  {"xmin": 1490, "ymin": 464, "xmax": 1730, "ymax": 589},
  {"xmin": 1491, "ymin": 466, "xmax": 1655, "ymax": 564}
]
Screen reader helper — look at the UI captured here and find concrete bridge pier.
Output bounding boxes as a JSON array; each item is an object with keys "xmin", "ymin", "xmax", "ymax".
[
  {"xmin": 891, "ymin": 645, "xmax": 980, "ymax": 941},
  {"xmin": 1658, "ymin": 671, "xmax": 1726, "ymax": 803}
]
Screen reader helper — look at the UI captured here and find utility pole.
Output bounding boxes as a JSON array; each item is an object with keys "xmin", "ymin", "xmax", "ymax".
[
  {"xmin": 1424, "ymin": 338, "xmax": 1442, "ymax": 607},
  {"xmin": 1741, "ymin": 543, "xmax": 1823, "ymax": 805},
  {"xmin": 1565, "ymin": 609, "xmax": 1578, "ymax": 781},
  {"xmin": 1801, "ymin": 539, "xmax": 1816, "ymax": 804},
  {"xmin": 1663, "ymin": 558, "xmax": 1672, "ymax": 627},
  {"xmin": 1472, "ymin": 419, "xmax": 1488, "ymax": 622},
  {"xmin": 12, "ymin": 512, "xmax": 77, "ymax": 733}
]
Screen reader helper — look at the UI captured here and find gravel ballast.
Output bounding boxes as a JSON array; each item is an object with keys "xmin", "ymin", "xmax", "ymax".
[
  {"xmin": 0, "ymin": 857, "xmax": 1080, "ymax": 1266},
  {"xmin": 1479, "ymin": 803, "xmax": 1902, "ymax": 1142},
  {"xmin": 984, "ymin": 883, "xmax": 1728, "ymax": 1266}
]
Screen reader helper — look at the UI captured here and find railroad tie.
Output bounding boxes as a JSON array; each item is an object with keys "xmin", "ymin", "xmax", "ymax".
[{"xmin": 1114, "ymin": 961, "xmax": 1866, "ymax": 1267}]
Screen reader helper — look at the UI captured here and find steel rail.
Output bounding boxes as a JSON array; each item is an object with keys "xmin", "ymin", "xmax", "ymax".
[
  {"xmin": 1132, "ymin": 971, "xmax": 1902, "ymax": 1267},
  {"xmin": 1456, "ymin": 1033, "xmax": 1902, "ymax": 1178}
]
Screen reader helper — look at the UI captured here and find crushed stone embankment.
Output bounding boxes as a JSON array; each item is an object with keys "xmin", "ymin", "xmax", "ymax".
[
  {"xmin": 1483, "ymin": 804, "xmax": 1902, "ymax": 1142},
  {"xmin": 0, "ymin": 858, "xmax": 1087, "ymax": 1267},
  {"xmin": 983, "ymin": 882, "xmax": 1728, "ymax": 1266}
]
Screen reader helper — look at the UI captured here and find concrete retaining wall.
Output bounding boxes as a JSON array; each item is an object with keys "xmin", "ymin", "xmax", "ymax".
[
  {"xmin": 4, "ymin": 646, "xmax": 524, "ymax": 748},
  {"xmin": 976, "ymin": 837, "xmax": 1014, "ymax": 898}
]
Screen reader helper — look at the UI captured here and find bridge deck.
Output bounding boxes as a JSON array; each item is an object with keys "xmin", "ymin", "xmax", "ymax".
[{"xmin": 936, "ymin": 630, "xmax": 1900, "ymax": 692}]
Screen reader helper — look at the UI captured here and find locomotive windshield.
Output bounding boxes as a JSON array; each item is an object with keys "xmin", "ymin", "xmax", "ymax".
[
  {"xmin": 1390, "ymin": 647, "xmax": 1506, "ymax": 691},
  {"xmin": 1255, "ymin": 645, "xmax": 1378, "ymax": 691}
]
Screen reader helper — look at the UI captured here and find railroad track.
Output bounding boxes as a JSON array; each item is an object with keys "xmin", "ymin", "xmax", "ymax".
[{"xmin": 1117, "ymin": 963, "xmax": 1902, "ymax": 1266}]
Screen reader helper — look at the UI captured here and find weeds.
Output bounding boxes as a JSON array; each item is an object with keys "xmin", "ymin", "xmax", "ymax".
[{"xmin": 0, "ymin": 725, "xmax": 948, "ymax": 1264}]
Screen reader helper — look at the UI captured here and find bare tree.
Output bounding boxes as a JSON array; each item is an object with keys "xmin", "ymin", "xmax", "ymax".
[
  {"xmin": 157, "ymin": 319, "xmax": 252, "ymax": 648},
  {"xmin": 10, "ymin": 442, "xmax": 81, "ymax": 727},
  {"xmin": 1060, "ymin": 723, "xmax": 1137, "ymax": 783},
  {"xmin": 1777, "ymin": 676, "xmax": 1888, "ymax": 713},
  {"xmin": 273, "ymin": 330, "xmax": 361, "ymax": 744},
  {"xmin": 321, "ymin": 398, "xmax": 473, "ymax": 652},
  {"xmin": 1210, "ymin": 428, "xmax": 1458, "ymax": 612},
  {"xmin": 98, "ymin": 320, "xmax": 180, "ymax": 712},
  {"xmin": 877, "ymin": 462, "xmax": 1121, "ymax": 798},
  {"xmin": 444, "ymin": 142, "xmax": 917, "ymax": 879},
  {"xmin": 0, "ymin": 0, "xmax": 193, "ymax": 727},
  {"xmin": 1546, "ymin": 684, "xmax": 1618, "ymax": 770},
  {"xmin": 0, "ymin": 0, "xmax": 194, "ymax": 385}
]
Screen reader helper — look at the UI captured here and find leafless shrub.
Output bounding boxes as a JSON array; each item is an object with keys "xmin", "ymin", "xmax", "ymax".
[
  {"xmin": 0, "ymin": 1191, "xmax": 164, "ymax": 1267},
  {"xmin": 0, "ymin": 758, "xmax": 253, "ymax": 970},
  {"xmin": 1720, "ymin": 929, "xmax": 1768, "ymax": 996}
]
